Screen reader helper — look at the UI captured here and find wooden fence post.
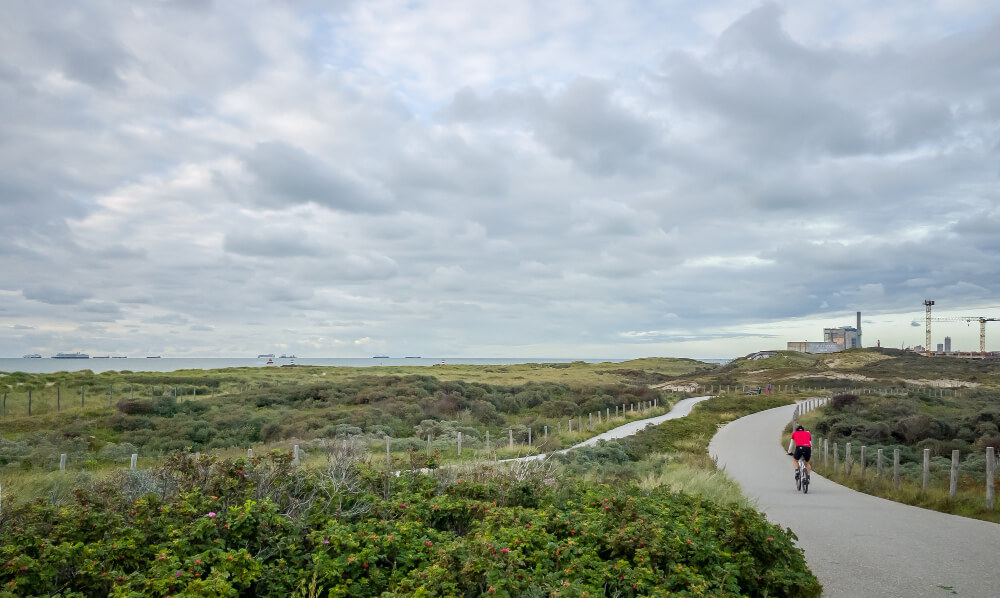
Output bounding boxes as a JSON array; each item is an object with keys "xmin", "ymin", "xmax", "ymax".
[
  {"xmin": 527, "ymin": 428, "xmax": 531, "ymax": 445},
  {"xmin": 923, "ymin": 449, "xmax": 930, "ymax": 490},
  {"xmin": 544, "ymin": 426, "xmax": 548, "ymax": 439},
  {"xmin": 846, "ymin": 443, "xmax": 853, "ymax": 475},
  {"xmin": 893, "ymin": 449, "xmax": 900, "ymax": 490},
  {"xmin": 950, "ymin": 450, "xmax": 960, "ymax": 500},
  {"xmin": 824, "ymin": 439, "xmax": 829, "ymax": 467},
  {"xmin": 861, "ymin": 446, "xmax": 867, "ymax": 478},
  {"xmin": 248, "ymin": 448, "xmax": 253, "ymax": 460},
  {"xmin": 427, "ymin": 435, "xmax": 431, "ymax": 455},
  {"xmin": 293, "ymin": 445, "xmax": 300, "ymax": 466},
  {"xmin": 486, "ymin": 430, "xmax": 490, "ymax": 450},
  {"xmin": 578, "ymin": 415, "xmax": 582, "ymax": 431},
  {"xmin": 457, "ymin": 432, "xmax": 462, "ymax": 456},
  {"xmin": 386, "ymin": 436, "xmax": 391, "ymax": 467},
  {"xmin": 130, "ymin": 454, "xmax": 138, "ymax": 470},
  {"xmin": 509, "ymin": 429, "xmax": 513, "ymax": 450},
  {"xmin": 60, "ymin": 453, "xmax": 67, "ymax": 471},
  {"xmin": 833, "ymin": 442, "xmax": 839, "ymax": 474},
  {"xmin": 876, "ymin": 448, "xmax": 883, "ymax": 480}
]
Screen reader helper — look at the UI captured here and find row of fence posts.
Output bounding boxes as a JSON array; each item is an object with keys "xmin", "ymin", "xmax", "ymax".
[
  {"xmin": 0, "ymin": 384, "xmax": 208, "ymax": 418},
  {"xmin": 1, "ymin": 382, "xmax": 280, "ymax": 419},
  {"xmin": 798, "ymin": 398, "xmax": 995, "ymax": 510},
  {"xmin": 427, "ymin": 399, "xmax": 660, "ymax": 456},
  {"xmin": 15, "ymin": 398, "xmax": 665, "ymax": 475},
  {"xmin": 0, "ymin": 382, "xmax": 963, "ymax": 420},
  {"xmin": 700, "ymin": 385, "xmax": 958, "ymax": 397}
]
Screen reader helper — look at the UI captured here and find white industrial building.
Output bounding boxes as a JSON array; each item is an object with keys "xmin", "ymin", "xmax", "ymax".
[{"xmin": 788, "ymin": 312, "xmax": 863, "ymax": 354}]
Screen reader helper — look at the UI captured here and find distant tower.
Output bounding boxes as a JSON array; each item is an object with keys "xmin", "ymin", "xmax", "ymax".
[
  {"xmin": 856, "ymin": 311, "xmax": 862, "ymax": 347},
  {"xmin": 944, "ymin": 336, "xmax": 951, "ymax": 352},
  {"xmin": 924, "ymin": 300, "xmax": 934, "ymax": 357}
]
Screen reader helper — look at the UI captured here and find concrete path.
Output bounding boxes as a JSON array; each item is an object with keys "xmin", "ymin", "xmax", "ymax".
[
  {"xmin": 510, "ymin": 395, "xmax": 711, "ymax": 462},
  {"xmin": 709, "ymin": 403, "xmax": 1000, "ymax": 598}
]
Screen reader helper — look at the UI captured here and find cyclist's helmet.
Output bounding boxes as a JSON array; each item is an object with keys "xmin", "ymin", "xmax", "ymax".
[{"xmin": 795, "ymin": 424, "xmax": 805, "ymax": 431}]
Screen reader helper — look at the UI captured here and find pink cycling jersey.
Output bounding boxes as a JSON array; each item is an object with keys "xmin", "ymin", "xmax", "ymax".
[{"xmin": 792, "ymin": 430, "xmax": 811, "ymax": 447}]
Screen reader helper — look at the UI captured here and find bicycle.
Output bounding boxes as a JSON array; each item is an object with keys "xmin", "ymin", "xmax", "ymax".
[{"xmin": 789, "ymin": 453, "xmax": 809, "ymax": 493}]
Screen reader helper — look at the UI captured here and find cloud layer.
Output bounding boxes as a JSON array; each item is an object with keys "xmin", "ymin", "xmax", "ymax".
[{"xmin": 2, "ymin": 0, "xmax": 999, "ymax": 358}]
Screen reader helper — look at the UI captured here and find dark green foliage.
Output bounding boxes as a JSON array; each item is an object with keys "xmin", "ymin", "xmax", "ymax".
[
  {"xmin": 0, "ymin": 454, "xmax": 820, "ymax": 597},
  {"xmin": 829, "ymin": 393, "xmax": 859, "ymax": 409},
  {"xmin": 811, "ymin": 388, "xmax": 1000, "ymax": 481}
]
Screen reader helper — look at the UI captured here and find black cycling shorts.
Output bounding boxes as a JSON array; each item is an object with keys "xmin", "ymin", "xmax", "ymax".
[{"xmin": 793, "ymin": 446, "xmax": 812, "ymax": 462}]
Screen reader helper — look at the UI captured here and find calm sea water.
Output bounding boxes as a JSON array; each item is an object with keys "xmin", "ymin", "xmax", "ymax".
[{"xmin": 0, "ymin": 356, "xmax": 731, "ymax": 374}]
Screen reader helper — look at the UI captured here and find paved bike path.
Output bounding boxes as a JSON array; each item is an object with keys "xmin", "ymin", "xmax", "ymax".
[
  {"xmin": 709, "ymin": 403, "xmax": 1000, "ymax": 598},
  {"xmin": 510, "ymin": 396, "xmax": 711, "ymax": 462}
]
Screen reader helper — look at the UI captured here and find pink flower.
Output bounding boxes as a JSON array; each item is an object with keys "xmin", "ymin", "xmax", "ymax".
[
  {"xmin": 502, "ymin": 548, "xmax": 509, "ymax": 553},
  {"xmin": 207, "ymin": 512, "xmax": 217, "ymax": 518}
]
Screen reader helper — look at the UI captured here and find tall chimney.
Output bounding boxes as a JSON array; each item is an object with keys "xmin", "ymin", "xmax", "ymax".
[{"xmin": 857, "ymin": 311, "xmax": 862, "ymax": 347}]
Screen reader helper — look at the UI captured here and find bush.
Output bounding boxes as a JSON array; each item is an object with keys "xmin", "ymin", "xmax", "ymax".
[
  {"xmin": 830, "ymin": 393, "xmax": 859, "ymax": 409},
  {"xmin": 0, "ymin": 456, "xmax": 820, "ymax": 597}
]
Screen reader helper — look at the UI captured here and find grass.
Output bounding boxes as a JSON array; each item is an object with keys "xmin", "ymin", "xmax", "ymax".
[
  {"xmin": 637, "ymin": 452, "xmax": 756, "ymax": 510},
  {"xmin": 811, "ymin": 462, "xmax": 1000, "ymax": 524}
]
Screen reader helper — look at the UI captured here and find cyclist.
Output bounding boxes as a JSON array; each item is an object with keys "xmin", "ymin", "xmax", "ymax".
[{"xmin": 787, "ymin": 423, "xmax": 812, "ymax": 481}]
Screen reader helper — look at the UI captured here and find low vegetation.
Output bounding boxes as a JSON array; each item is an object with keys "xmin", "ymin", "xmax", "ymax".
[
  {"xmin": 0, "ymin": 359, "xmax": 827, "ymax": 596},
  {"xmin": 0, "ymin": 449, "xmax": 820, "ymax": 597}
]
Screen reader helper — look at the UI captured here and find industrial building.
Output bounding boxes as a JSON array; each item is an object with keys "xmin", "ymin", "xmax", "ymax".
[
  {"xmin": 788, "ymin": 312, "xmax": 863, "ymax": 354},
  {"xmin": 787, "ymin": 341, "xmax": 841, "ymax": 354}
]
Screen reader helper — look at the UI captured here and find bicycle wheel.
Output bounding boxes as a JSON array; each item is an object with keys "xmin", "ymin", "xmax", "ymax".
[
  {"xmin": 795, "ymin": 469, "xmax": 801, "ymax": 491},
  {"xmin": 802, "ymin": 470, "xmax": 809, "ymax": 494}
]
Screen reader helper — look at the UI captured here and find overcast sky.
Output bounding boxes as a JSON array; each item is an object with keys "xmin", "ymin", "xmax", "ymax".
[{"xmin": 2, "ymin": 0, "xmax": 999, "ymax": 359}]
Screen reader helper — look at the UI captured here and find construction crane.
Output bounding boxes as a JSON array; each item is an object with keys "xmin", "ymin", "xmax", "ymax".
[{"xmin": 930, "ymin": 316, "xmax": 1000, "ymax": 355}]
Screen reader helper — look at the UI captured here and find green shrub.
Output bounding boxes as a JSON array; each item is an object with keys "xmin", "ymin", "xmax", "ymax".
[{"xmin": 0, "ymin": 454, "xmax": 820, "ymax": 597}]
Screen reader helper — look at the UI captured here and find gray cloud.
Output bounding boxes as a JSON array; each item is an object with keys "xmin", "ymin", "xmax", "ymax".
[
  {"xmin": 22, "ymin": 286, "xmax": 92, "ymax": 305},
  {"xmin": 241, "ymin": 142, "xmax": 394, "ymax": 212},
  {"xmin": 224, "ymin": 230, "xmax": 323, "ymax": 258},
  {"xmin": 2, "ymin": 1, "xmax": 999, "ymax": 358}
]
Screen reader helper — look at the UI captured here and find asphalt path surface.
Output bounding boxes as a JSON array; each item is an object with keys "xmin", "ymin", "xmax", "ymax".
[
  {"xmin": 709, "ymin": 403, "xmax": 1000, "ymax": 598},
  {"xmin": 510, "ymin": 395, "xmax": 711, "ymax": 462}
]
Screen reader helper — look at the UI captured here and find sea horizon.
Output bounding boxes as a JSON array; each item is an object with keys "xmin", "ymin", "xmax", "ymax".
[{"xmin": 0, "ymin": 356, "xmax": 734, "ymax": 374}]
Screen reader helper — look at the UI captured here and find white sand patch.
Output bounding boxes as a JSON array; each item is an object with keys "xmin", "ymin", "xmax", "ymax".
[
  {"xmin": 903, "ymin": 378, "xmax": 980, "ymax": 388},
  {"xmin": 791, "ymin": 373, "xmax": 873, "ymax": 381},
  {"xmin": 652, "ymin": 382, "xmax": 699, "ymax": 392}
]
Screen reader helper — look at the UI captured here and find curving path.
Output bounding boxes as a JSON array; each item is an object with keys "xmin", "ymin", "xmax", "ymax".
[
  {"xmin": 510, "ymin": 395, "xmax": 711, "ymax": 462},
  {"xmin": 710, "ymin": 403, "xmax": 1000, "ymax": 598}
]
